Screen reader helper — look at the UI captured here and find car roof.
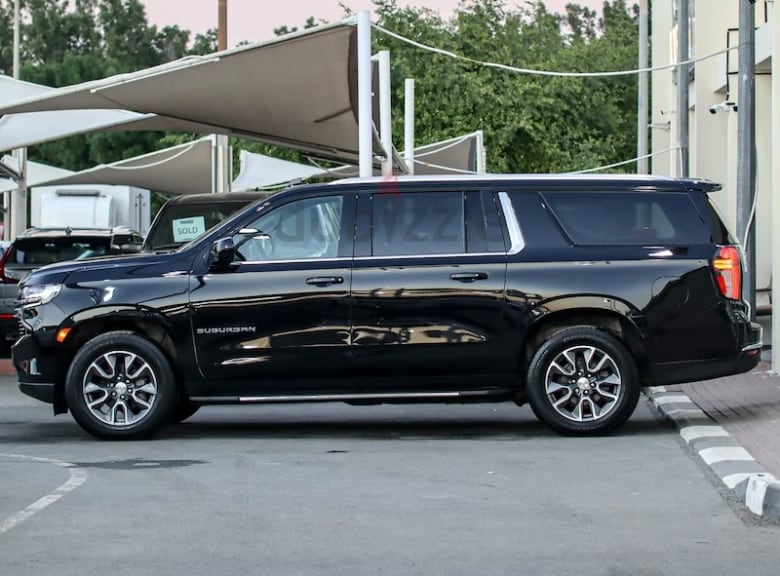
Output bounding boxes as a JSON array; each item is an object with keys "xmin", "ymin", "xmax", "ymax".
[
  {"xmin": 16, "ymin": 226, "xmax": 140, "ymax": 239},
  {"xmin": 160, "ymin": 192, "xmax": 274, "ymax": 206},
  {"xmin": 325, "ymin": 174, "xmax": 721, "ymax": 192}
]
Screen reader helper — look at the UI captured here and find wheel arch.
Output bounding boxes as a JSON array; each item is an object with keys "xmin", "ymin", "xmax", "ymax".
[
  {"xmin": 521, "ymin": 299, "xmax": 646, "ymax": 380},
  {"xmin": 54, "ymin": 306, "xmax": 184, "ymax": 411}
]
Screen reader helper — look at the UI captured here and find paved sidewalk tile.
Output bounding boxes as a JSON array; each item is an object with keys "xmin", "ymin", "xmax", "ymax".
[{"xmin": 673, "ymin": 362, "xmax": 780, "ymax": 479}]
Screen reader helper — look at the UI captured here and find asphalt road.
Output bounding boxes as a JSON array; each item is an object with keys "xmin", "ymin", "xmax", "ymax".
[{"xmin": 1, "ymin": 376, "xmax": 778, "ymax": 576}]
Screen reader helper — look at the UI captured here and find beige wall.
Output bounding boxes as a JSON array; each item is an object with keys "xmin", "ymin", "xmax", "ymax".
[{"xmin": 652, "ymin": 0, "xmax": 772, "ymax": 293}]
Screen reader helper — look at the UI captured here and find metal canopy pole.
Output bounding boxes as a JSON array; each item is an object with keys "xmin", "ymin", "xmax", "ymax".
[
  {"xmin": 676, "ymin": 0, "xmax": 690, "ymax": 177},
  {"xmin": 10, "ymin": 0, "xmax": 26, "ymax": 239},
  {"xmin": 376, "ymin": 51, "xmax": 393, "ymax": 176},
  {"xmin": 771, "ymin": 0, "xmax": 780, "ymax": 367},
  {"xmin": 404, "ymin": 79, "xmax": 415, "ymax": 175},
  {"xmin": 357, "ymin": 11, "xmax": 373, "ymax": 178},
  {"xmin": 737, "ymin": 0, "xmax": 756, "ymax": 320},
  {"xmin": 637, "ymin": 0, "xmax": 649, "ymax": 174},
  {"xmin": 215, "ymin": 0, "xmax": 230, "ymax": 193}
]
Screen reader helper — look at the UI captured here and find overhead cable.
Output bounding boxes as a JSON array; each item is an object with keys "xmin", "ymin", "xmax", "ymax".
[{"xmin": 372, "ymin": 23, "xmax": 736, "ymax": 78}]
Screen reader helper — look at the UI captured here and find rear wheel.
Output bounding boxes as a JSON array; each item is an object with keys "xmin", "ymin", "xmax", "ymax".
[
  {"xmin": 65, "ymin": 331, "xmax": 176, "ymax": 439},
  {"xmin": 526, "ymin": 326, "xmax": 639, "ymax": 435}
]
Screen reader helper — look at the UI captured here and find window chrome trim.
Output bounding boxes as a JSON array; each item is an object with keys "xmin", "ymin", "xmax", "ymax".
[
  {"xmin": 353, "ymin": 252, "xmax": 500, "ymax": 261},
  {"xmin": 237, "ymin": 257, "xmax": 351, "ymax": 265},
  {"xmin": 498, "ymin": 191, "xmax": 525, "ymax": 254}
]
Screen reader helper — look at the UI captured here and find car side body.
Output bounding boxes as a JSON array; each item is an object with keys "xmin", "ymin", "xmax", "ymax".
[{"xmin": 12, "ymin": 174, "xmax": 761, "ymax": 439}]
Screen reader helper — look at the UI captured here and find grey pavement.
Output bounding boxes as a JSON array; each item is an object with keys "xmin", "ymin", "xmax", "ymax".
[{"xmin": 1, "ymin": 375, "xmax": 779, "ymax": 575}]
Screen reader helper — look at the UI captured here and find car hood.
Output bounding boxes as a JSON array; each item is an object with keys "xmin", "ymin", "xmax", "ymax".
[{"xmin": 21, "ymin": 252, "xmax": 178, "ymax": 286}]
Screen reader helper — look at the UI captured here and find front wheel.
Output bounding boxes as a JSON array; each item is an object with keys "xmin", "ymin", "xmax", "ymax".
[
  {"xmin": 65, "ymin": 331, "xmax": 176, "ymax": 439},
  {"xmin": 526, "ymin": 326, "xmax": 640, "ymax": 436}
]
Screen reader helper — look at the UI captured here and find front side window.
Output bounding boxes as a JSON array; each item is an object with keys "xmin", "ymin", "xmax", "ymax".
[
  {"xmin": 371, "ymin": 191, "xmax": 465, "ymax": 256},
  {"xmin": 235, "ymin": 195, "xmax": 344, "ymax": 261}
]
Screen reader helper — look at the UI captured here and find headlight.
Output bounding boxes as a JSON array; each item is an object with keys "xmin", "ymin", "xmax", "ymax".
[{"xmin": 19, "ymin": 284, "xmax": 62, "ymax": 307}]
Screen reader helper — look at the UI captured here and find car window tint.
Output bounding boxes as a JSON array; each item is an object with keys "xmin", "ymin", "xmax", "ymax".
[
  {"xmin": 466, "ymin": 190, "xmax": 505, "ymax": 253},
  {"xmin": 541, "ymin": 191, "xmax": 710, "ymax": 245},
  {"xmin": 7, "ymin": 238, "xmax": 110, "ymax": 266},
  {"xmin": 237, "ymin": 196, "xmax": 344, "ymax": 261},
  {"xmin": 146, "ymin": 201, "xmax": 251, "ymax": 250},
  {"xmin": 371, "ymin": 191, "xmax": 465, "ymax": 256}
]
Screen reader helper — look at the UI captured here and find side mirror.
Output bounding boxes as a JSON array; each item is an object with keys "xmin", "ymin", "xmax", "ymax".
[{"xmin": 210, "ymin": 237, "xmax": 235, "ymax": 267}]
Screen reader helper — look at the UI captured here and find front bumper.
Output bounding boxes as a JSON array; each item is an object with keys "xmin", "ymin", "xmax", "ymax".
[
  {"xmin": 0, "ymin": 313, "xmax": 18, "ymax": 345},
  {"xmin": 13, "ymin": 332, "xmax": 64, "ymax": 408}
]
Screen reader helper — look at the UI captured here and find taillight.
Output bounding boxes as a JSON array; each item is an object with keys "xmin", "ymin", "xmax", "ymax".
[
  {"xmin": 712, "ymin": 245, "xmax": 742, "ymax": 300},
  {"xmin": 0, "ymin": 246, "xmax": 18, "ymax": 284}
]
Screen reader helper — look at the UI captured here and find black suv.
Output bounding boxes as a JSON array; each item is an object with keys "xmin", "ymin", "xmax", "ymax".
[
  {"xmin": 12, "ymin": 175, "xmax": 761, "ymax": 439},
  {"xmin": 0, "ymin": 226, "xmax": 144, "ymax": 352}
]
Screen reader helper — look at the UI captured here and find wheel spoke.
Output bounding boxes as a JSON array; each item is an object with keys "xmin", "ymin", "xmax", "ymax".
[
  {"xmin": 546, "ymin": 381, "xmax": 570, "ymax": 395},
  {"xmin": 550, "ymin": 360, "xmax": 572, "ymax": 376},
  {"xmin": 131, "ymin": 392, "xmax": 152, "ymax": 410},
  {"xmin": 87, "ymin": 391, "xmax": 109, "ymax": 409}
]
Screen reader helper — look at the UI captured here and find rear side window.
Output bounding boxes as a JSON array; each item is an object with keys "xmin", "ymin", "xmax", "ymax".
[
  {"xmin": 541, "ymin": 191, "xmax": 711, "ymax": 245},
  {"xmin": 371, "ymin": 192, "xmax": 465, "ymax": 256}
]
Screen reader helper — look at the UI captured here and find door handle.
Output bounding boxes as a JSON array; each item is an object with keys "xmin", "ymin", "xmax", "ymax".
[
  {"xmin": 449, "ymin": 272, "xmax": 488, "ymax": 282},
  {"xmin": 306, "ymin": 276, "xmax": 344, "ymax": 287}
]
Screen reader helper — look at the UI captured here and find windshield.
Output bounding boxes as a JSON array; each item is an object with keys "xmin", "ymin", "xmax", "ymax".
[
  {"xmin": 4, "ymin": 237, "xmax": 112, "ymax": 274},
  {"xmin": 143, "ymin": 201, "xmax": 254, "ymax": 252}
]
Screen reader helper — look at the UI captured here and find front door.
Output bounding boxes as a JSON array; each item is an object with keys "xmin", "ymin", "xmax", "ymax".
[{"xmin": 189, "ymin": 192, "xmax": 355, "ymax": 396}]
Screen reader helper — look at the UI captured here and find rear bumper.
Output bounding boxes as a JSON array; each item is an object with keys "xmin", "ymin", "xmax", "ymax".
[{"xmin": 644, "ymin": 321, "xmax": 762, "ymax": 387}]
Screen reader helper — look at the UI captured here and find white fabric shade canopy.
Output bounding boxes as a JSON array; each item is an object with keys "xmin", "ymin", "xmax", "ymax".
[
  {"xmin": 0, "ymin": 22, "xmax": 378, "ymax": 164},
  {"xmin": 0, "ymin": 155, "xmax": 74, "ymax": 192},
  {"xmin": 232, "ymin": 150, "xmax": 328, "ymax": 190},
  {"xmin": 0, "ymin": 75, "xmax": 212, "ymax": 153},
  {"xmin": 28, "ymin": 138, "xmax": 215, "ymax": 196}
]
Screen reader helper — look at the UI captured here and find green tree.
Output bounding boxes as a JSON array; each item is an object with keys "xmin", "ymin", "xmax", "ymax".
[{"xmin": 371, "ymin": 0, "xmax": 639, "ymax": 173}]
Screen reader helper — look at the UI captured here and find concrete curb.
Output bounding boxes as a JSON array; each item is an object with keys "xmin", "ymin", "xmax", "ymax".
[{"xmin": 644, "ymin": 386, "xmax": 780, "ymax": 521}]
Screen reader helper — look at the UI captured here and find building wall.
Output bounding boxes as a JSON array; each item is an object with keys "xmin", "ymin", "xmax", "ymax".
[{"xmin": 651, "ymin": 0, "xmax": 772, "ymax": 297}]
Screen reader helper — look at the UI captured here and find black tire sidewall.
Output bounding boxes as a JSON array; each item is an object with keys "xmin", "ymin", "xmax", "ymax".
[
  {"xmin": 526, "ymin": 326, "xmax": 640, "ymax": 435},
  {"xmin": 65, "ymin": 331, "xmax": 176, "ymax": 439}
]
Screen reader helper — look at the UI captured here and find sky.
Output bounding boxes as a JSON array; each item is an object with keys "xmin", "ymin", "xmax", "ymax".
[{"xmin": 141, "ymin": 0, "xmax": 604, "ymax": 46}]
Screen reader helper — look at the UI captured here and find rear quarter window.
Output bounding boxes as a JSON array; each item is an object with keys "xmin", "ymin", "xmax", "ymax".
[{"xmin": 541, "ymin": 191, "xmax": 711, "ymax": 246}]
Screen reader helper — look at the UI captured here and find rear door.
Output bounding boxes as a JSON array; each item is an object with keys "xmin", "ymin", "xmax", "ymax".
[{"xmin": 350, "ymin": 187, "xmax": 510, "ymax": 391}]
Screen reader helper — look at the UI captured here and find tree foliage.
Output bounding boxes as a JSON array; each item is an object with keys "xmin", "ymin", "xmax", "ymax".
[
  {"xmin": 0, "ymin": 0, "xmax": 640, "ymax": 178},
  {"xmin": 0, "ymin": 0, "xmax": 217, "ymax": 172},
  {"xmin": 369, "ymin": 0, "xmax": 639, "ymax": 173}
]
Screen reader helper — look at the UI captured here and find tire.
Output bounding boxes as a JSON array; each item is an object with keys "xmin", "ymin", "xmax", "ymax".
[
  {"xmin": 65, "ymin": 331, "xmax": 176, "ymax": 440},
  {"xmin": 525, "ymin": 325, "xmax": 640, "ymax": 436},
  {"xmin": 170, "ymin": 397, "xmax": 200, "ymax": 424}
]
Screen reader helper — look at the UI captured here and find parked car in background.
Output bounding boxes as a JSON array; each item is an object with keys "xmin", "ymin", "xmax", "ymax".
[
  {"xmin": 143, "ymin": 192, "xmax": 272, "ymax": 253},
  {"xmin": 0, "ymin": 226, "xmax": 144, "ymax": 352},
  {"xmin": 12, "ymin": 174, "xmax": 761, "ymax": 439}
]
